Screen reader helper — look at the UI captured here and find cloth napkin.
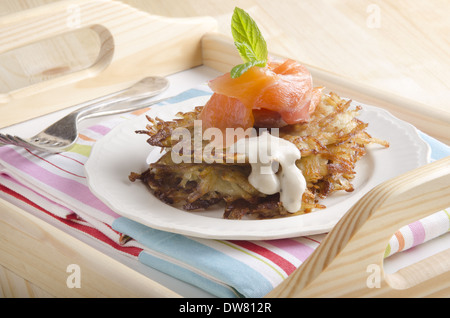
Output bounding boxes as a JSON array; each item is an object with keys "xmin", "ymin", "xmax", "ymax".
[{"xmin": 0, "ymin": 87, "xmax": 449, "ymax": 298}]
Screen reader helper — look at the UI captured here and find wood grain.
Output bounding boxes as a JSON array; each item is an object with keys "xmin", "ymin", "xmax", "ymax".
[
  {"xmin": 0, "ymin": 264, "xmax": 54, "ymax": 297},
  {"xmin": 100, "ymin": 0, "xmax": 450, "ymax": 119},
  {"xmin": 266, "ymin": 156, "xmax": 450, "ymax": 297},
  {"xmin": 0, "ymin": 199, "xmax": 181, "ymax": 297},
  {"xmin": 202, "ymin": 33, "xmax": 450, "ymax": 144},
  {"xmin": 0, "ymin": 0, "xmax": 216, "ymax": 127},
  {"xmin": 0, "ymin": 1, "xmax": 448, "ymax": 298},
  {"xmin": 1, "ymin": 0, "xmax": 448, "ymax": 141}
]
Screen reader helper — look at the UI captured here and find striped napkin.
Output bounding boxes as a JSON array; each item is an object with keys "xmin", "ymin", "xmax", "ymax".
[{"xmin": 0, "ymin": 88, "xmax": 448, "ymax": 298}]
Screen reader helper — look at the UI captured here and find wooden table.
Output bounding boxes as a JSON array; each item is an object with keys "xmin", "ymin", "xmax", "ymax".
[
  {"xmin": 2, "ymin": 0, "xmax": 449, "ymax": 139},
  {"xmin": 0, "ymin": 0, "xmax": 449, "ymax": 297}
]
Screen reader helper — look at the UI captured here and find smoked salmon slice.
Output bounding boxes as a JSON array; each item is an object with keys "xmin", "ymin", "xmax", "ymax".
[
  {"xmin": 200, "ymin": 93, "xmax": 254, "ymax": 133},
  {"xmin": 199, "ymin": 59, "xmax": 322, "ymax": 131}
]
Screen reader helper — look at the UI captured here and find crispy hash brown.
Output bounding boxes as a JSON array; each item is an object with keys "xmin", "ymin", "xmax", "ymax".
[{"xmin": 129, "ymin": 92, "xmax": 389, "ymax": 220}]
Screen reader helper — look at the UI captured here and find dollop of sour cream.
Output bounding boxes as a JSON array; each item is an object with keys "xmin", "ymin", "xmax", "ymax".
[{"xmin": 232, "ymin": 131, "xmax": 306, "ymax": 213}]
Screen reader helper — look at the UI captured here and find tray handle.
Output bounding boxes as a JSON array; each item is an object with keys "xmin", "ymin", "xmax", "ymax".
[
  {"xmin": 0, "ymin": 0, "xmax": 216, "ymax": 127},
  {"xmin": 267, "ymin": 156, "xmax": 450, "ymax": 297}
]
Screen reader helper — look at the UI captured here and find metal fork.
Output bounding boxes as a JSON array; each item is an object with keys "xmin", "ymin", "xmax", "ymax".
[{"xmin": 0, "ymin": 76, "xmax": 169, "ymax": 153}]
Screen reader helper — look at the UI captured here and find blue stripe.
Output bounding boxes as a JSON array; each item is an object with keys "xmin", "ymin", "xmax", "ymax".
[
  {"xmin": 112, "ymin": 217, "xmax": 273, "ymax": 298},
  {"xmin": 164, "ymin": 88, "xmax": 212, "ymax": 104},
  {"xmin": 418, "ymin": 131, "xmax": 450, "ymax": 161},
  {"xmin": 138, "ymin": 251, "xmax": 240, "ymax": 298}
]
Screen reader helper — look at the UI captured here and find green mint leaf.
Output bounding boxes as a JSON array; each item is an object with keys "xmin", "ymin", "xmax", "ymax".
[
  {"xmin": 230, "ymin": 60, "xmax": 266, "ymax": 79},
  {"xmin": 231, "ymin": 7, "xmax": 268, "ymax": 75},
  {"xmin": 234, "ymin": 42, "xmax": 259, "ymax": 63}
]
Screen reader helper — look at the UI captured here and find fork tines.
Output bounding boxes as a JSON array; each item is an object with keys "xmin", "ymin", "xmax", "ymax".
[
  {"xmin": 0, "ymin": 133, "xmax": 44, "ymax": 152},
  {"xmin": 0, "ymin": 133, "xmax": 28, "ymax": 148}
]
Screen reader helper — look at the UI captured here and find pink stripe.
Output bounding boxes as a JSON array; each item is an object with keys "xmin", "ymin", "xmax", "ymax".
[
  {"xmin": 25, "ymin": 149, "xmax": 85, "ymax": 178},
  {"xmin": 408, "ymin": 221, "xmax": 426, "ymax": 247},
  {"xmin": 231, "ymin": 240, "xmax": 297, "ymax": 275},
  {"xmin": 0, "ymin": 147, "xmax": 119, "ymax": 219},
  {"xmin": 265, "ymin": 239, "xmax": 315, "ymax": 262},
  {"xmin": 0, "ymin": 172, "xmax": 72, "ymax": 214},
  {"xmin": 89, "ymin": 124, "xmax": 111, "ymax": 136}
]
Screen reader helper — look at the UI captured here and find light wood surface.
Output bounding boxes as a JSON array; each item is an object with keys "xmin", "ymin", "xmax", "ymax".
[
  {"xmin": 0, "ymin": 264, "xmax": 54, "ymax": 297},
  {"xmin": 267, "ymin": 156, "xmax": 450, "ymax": 297},
  {"xmin": 0, "ymin": 0, "xmax": 449, "ymax": 298},
  {"xmin": 0, "ymin": 198, "xmax": 181, "ymax": 297},
  {"xmin": 1, "ymin": 0, "xmax": 449, "ymax": 139},
  {"xmin": 0, "ymin": 0, "xmax": 216, "ymax": 127},
  {"xmin": 201, "ymin": 33, "xmax": 450, "ymax": 144}
]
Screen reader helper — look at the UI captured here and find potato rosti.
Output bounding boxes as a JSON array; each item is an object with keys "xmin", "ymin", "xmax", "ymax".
[{"xmin": 130, "ymin": 92, "xmax": 389, "ymax": 219}]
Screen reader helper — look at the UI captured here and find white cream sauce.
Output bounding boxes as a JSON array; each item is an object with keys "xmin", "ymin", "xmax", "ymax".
[{"xmin": 232, "ymin": 131, "xmax": 306, "ymax": 213}]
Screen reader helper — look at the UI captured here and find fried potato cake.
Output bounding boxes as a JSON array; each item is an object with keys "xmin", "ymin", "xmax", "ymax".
[{"xmin": 130, "ymin": 92, "xmax": 389, "ymax": 219}]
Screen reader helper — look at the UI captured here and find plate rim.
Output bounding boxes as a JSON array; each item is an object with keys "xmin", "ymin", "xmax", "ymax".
[{"xmin": 84, "ymin": 97, "xmax": 431, "ymax": 240}]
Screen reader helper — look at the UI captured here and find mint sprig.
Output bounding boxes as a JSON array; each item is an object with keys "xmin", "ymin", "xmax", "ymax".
[{"xmin": 230, "ymin": 7, "xmax": 268, "ymax": 78}]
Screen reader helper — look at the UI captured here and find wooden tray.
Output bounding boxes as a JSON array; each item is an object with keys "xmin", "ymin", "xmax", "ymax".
[
  {"xmin": 0, "ymin": 0, "xmax": 217, "ymax": 128},
  {"xmin": 0, "ymin": 0, "xmax": 449, "ymax": 297}
]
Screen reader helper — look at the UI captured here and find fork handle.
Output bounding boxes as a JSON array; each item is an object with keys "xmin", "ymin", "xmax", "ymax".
[
  {"xmin": 75, "ymin": 95, "xmax": 170, "ymax": 121},
  {"xmin": 40, "ymin": 78, "xmax": 170, "ymax": 138},
  {"xmin": 42, "ymin": 95, "xmax": 171, "ymax": 139},
  {"xmin": 69, "ymin": 77, "xmax": 169, "ymax": 120}
]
